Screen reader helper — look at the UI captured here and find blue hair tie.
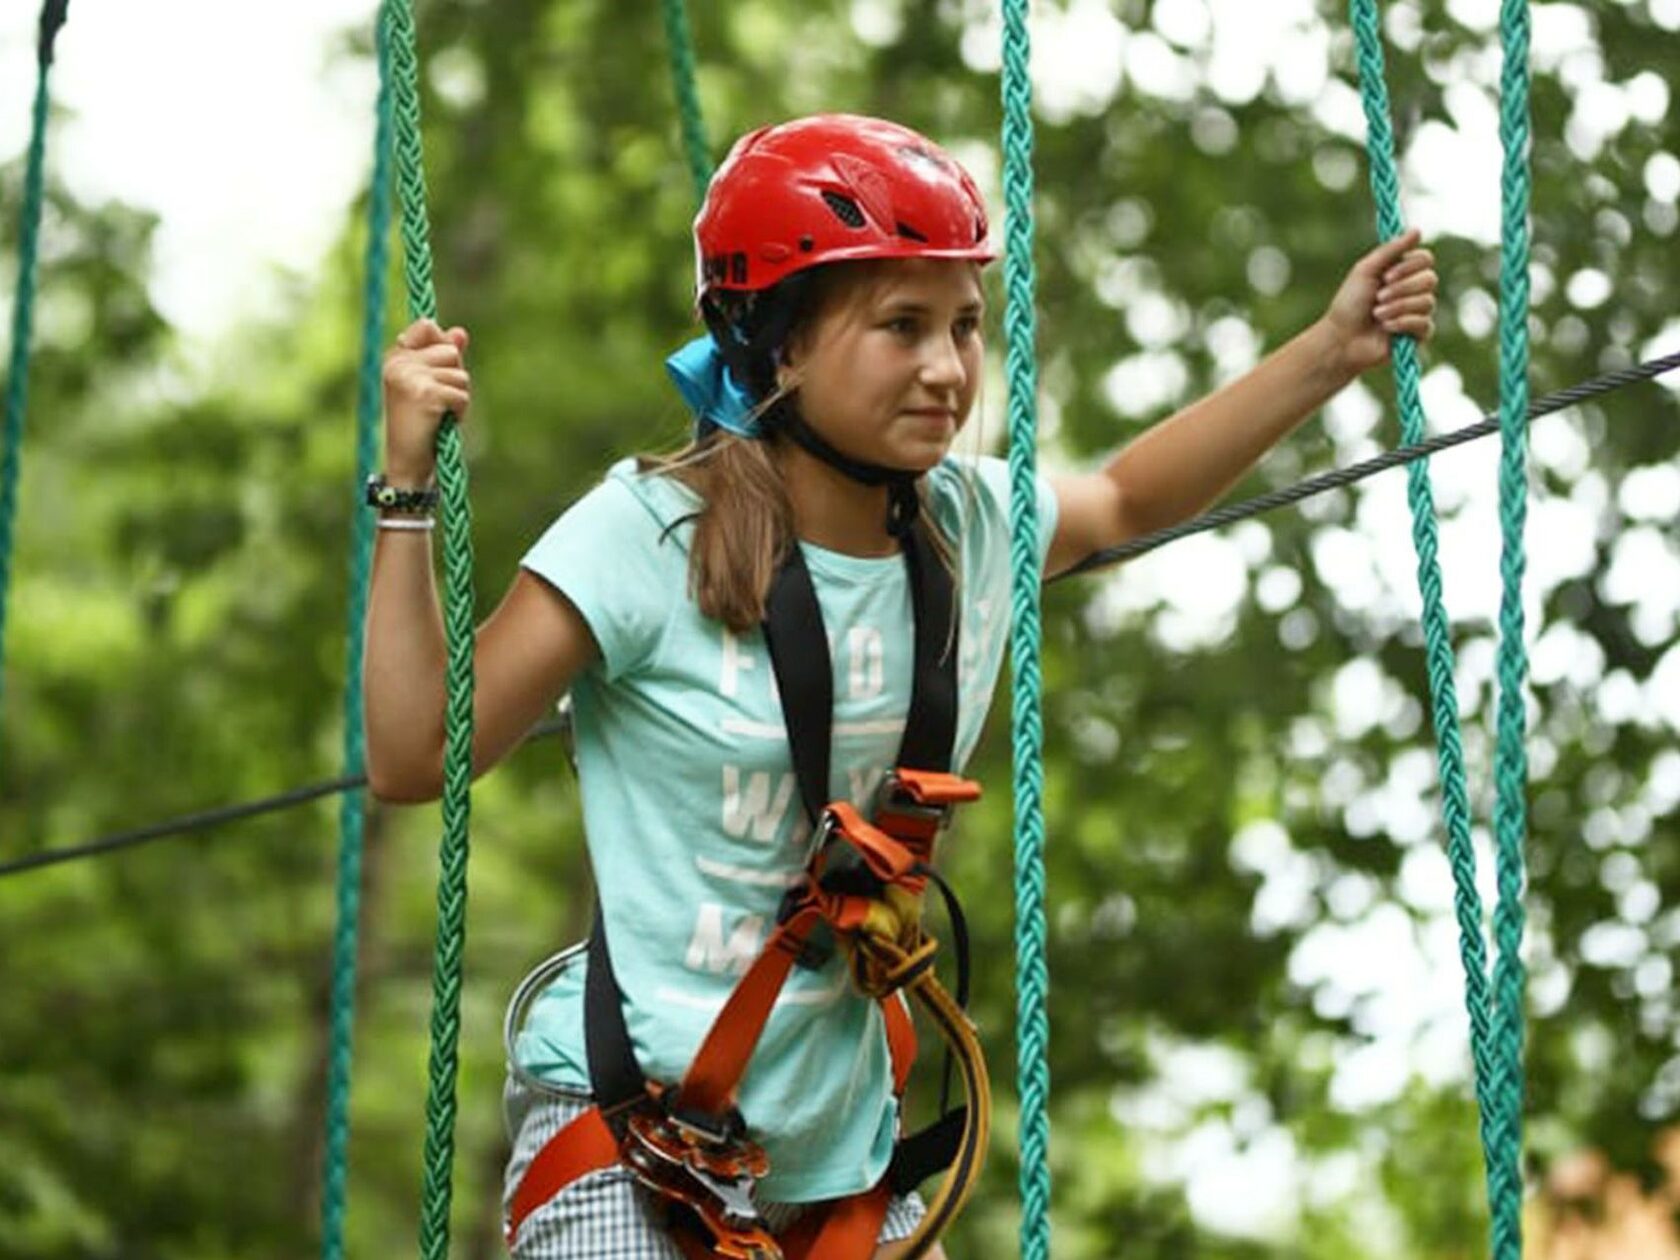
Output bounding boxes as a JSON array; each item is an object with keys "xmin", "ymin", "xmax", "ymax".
[{"xmin": 665, "ymin": 334, "xmax": 762, "ymax": 439}]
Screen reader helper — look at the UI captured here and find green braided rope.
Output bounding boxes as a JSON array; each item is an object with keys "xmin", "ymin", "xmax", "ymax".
[
  {"xmin": 658, "ymin": 0, "xmax": 711, "ymax": 201},
  {"xmin": 0, "ymin": 0, "xmax": 67, "ymax": 745},
  {"xmin": 317, "ymin": 17, "xmax": 395, "ymax": 1259},
  {"xmin": 1488, "ymin": 4, "xmax": 1533, "ymax": 1255},
  {"xmin": 999, "ymin": 2, "xmax": 1052, "ymax": 1257},
  {"xmin": 381, "ymin": 2, "xmax": 478, "ymax": 1256},
  {"xmin": 1349, "ymin": 2, "xmax": 1529, "ymax": 1254},
  {"xmin": 1346, "ymin": 0, "xmax": 1498, "ymax": 1193}
]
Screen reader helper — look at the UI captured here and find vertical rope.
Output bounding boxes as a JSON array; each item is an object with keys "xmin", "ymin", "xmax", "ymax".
[
  {"xmin": 999, "ymin": 3, "xmax": 1051, "ymax": 1257},
  {"xmin": 1348, "ymin": 2, "xmax": 1530, "ymax": 1253},
  {"xmin": 1347, "ymin": 0, "xmax": 1497, "ymax": 1188},
  {"xmin": 0, "ymin": 0, "xmax": 69, "ymax": 740},
  {"xmin": 380, "ymin": 1, "xmax": 478, "ymax": 1256},
  {"xmin": 317, "ymin": 16, "xmax": 395, "ymax": 1258},
  {"xmin": 658, "ymin": 0, "xmax": 712, "ymax": 200},
  {"xmin": 1488, "ymin": 2, "xmax": 1533, "ymax": 1254}
]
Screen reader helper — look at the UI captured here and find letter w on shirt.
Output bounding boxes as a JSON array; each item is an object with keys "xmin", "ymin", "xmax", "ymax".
[{"xmin": 721, "ymin": 765, "xmax": 797, "ymax": 842}]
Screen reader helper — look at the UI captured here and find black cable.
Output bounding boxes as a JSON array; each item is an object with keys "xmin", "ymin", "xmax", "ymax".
[
  {"xmin": 0, "ymin": 773, "xmax": 366, "ymax": 878},
  {"xmin": 0, "ymin": 714, "xmax": 571, "ymax": 880},
  {"xmin": 1053, "ymin": 349, "xmax": 1680, "ymax": 580},
  {"xmin": 5, "ymin": 350, "xmax": 1676, "ymax": 880}
]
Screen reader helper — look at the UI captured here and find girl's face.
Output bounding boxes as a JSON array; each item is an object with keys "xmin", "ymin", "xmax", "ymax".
[{"xmin": 781, "ymin": 259, "xmax": 984, "ymax": 472}]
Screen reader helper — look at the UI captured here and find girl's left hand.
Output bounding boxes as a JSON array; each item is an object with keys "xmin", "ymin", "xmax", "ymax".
[{"xmin": 1322, "ymin": 227, "xmax": 1438, "ymax": 376}]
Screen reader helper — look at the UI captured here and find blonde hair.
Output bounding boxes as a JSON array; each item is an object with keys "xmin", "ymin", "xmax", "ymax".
[{"xmin": 639, "ymin": 432, "xmax": 952, "ymax": 633}]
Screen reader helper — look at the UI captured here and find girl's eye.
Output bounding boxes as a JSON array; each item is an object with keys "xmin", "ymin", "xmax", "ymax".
[
  {"xmin": 884, "ymin": 317, "xmax": 919, "ymax": 336},
  {"xmin": 954, "ymin": 317, "xmax": 980, "ymax": 339}
]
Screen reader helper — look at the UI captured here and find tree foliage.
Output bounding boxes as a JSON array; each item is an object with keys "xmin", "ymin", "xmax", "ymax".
[{"xmin": 2, "ymin": 1, "xmax": 1677, "ymax": 1255}]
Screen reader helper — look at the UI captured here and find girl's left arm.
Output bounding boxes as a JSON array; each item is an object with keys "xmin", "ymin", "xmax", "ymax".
[{"xmin": 1044, "ymin": 228, "xmax": 1437, "ymax": 578}]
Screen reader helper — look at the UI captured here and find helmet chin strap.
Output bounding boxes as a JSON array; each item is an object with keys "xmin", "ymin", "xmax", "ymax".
[
  {"xmin": 700, "ymin": 295, "xmax": 923, "ymax": 539},
  {"xmin": 774, "ymin": 410, "xmax": 922, "ymax": 539}
]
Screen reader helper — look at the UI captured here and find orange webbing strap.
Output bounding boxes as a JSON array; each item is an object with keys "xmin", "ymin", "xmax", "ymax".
[
  {"xmin": 737, "ymin": 969, "xmax": 984, "ymax": 1260},
  {"xmin": 893, "ymin": 768, "xmax": 983, "ymax": 807},
  {"xmin": 679, "ymin": 905, "xmax": 919, "ymax": 1118},
  {"xmin": 680, "ymin": 812, "xmax": 932, "ymax": 1119},
  {"xmin": 823, "ymin": 802, "xmax": 928, "ymax": 881},
  {"xmin": 884, "ymin": 993, "xmax": 916, "ymax": 1092},
  {"xmin": 772, "ymin": 1004, "xmax": 910, "ymax": 1260},
  {"xmin": 780, "ymin": 1183, "xmax": 895, "ymax": 1260},
  {"xmin": 505, "ymin": 1103, "xmax": 622, "ymax": 1243},
  {"xmin": 678, "ymin": 905, "xmax": 824, "ymax": 1115},
  {"xmin": 504, "ymin": 941, "xmax": 969, "ymax": 1258}
]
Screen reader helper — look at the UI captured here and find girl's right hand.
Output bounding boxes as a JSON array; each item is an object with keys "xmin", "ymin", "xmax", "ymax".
[{"xmin": 382, "ymin": 318, "xmax": 472, "ymax": 485}]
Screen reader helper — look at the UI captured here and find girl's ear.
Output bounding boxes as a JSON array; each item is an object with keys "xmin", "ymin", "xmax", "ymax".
[{"xmin": 774, "ymin": 331, "xmax": 806, "ymax": 388}]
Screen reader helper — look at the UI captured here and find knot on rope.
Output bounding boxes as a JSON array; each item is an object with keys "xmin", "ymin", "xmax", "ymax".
[{"xmin": 851, "ymin": 927, "xmax": 940, "ymax": 1000}]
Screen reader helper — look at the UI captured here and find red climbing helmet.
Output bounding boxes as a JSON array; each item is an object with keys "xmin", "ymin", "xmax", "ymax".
[{"xmin": 694, "ymin": 114, "xmax": 995, "ymax": 297}]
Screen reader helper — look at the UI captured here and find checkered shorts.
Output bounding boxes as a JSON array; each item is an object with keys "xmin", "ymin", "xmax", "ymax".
[{"xmin": 502, "ymin": 1075, "xmax": 926, "ymax": 1258}]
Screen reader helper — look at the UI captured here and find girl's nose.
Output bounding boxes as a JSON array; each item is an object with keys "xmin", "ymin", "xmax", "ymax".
[{"xmin": 919, "ymin": 332, "xmax": 967, "ymax": 391}]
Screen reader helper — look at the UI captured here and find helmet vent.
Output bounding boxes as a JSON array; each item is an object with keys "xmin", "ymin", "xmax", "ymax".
[
  {"xmin": 895, "ymin": 222, "xmax": 929, "ymax": 243},
  {"xmin": 822, "ymin": 191, "xmax": 867, "ymax": 229}
]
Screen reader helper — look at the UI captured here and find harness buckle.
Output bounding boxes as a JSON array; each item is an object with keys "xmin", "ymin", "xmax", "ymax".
[
  {"xmin": 872, "ymin": 768, "xmax": 981, "ymax": 846},
  {"xmin": 623, "ymin": 1095, "xmax": 777, "ymax": 1259},
  {"xmin": 784, "ymin": 773, "xmax": 980, "ymax": 976}
]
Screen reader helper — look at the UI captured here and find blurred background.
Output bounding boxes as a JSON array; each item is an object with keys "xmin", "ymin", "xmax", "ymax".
[{"xmin": 2, "ymin": 1, "xmax": 1678, "ymax": 1256}]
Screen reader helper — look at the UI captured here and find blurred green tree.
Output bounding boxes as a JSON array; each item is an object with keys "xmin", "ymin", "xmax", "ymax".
[{"xmin": 1, "ymin": 1, "xmax": 1676, "ymax": 1256}]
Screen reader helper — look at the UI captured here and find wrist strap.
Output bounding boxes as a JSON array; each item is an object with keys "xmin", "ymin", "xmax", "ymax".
[
  {"xmin": 377, "ymin": 516, "xmax": 435, "ymax": 532},
  {"xmin": 366, "ymin": 473, "xmax": 439, "ymax": 515}
]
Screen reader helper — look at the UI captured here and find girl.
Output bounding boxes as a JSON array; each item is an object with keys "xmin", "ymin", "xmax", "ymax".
[{"xmin": 364, "ymin": 114, "xmax": 1437, "ymax": 1260}]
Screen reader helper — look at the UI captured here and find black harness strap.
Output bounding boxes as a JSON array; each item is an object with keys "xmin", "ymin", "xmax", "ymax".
[
  {"xmin": 885, "ymin": 1108, "xmax": 970, "ymax": 1194},
  {"xmin": 896, "ymin": 525, "xmax": 958, "ymax": 774},
  {"xmin": 582, "ymin": 517, "xmax": 967, "ymax": 1182},
  {"xmin": 584, "ymin": 908, "xmax": 645, "ymax": 1121},
  {"xmin": 768, "ymin": 522, "xmax": 958, "ymax": 828},
  {"xmin": 762, "ymin": 542, "xmax": 834, "ymax": 830}
]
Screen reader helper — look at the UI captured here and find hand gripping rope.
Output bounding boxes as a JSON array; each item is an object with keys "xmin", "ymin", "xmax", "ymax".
[
  {"xmin": 0, "ymin": 7, "xmax": 1604, "ymax": 1260},
  {"xmin": 379, "ymin": 2, "xmax": 481, "ymax": 1257},
  {"xmin": 1350, "ymin": 1, "xmax": 1533, "ymax": 1254}
]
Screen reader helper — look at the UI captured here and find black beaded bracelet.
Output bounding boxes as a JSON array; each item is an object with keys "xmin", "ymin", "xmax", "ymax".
[{"xmin": 365, "ymin": 474, "xmax": 439, "ymax": 515}]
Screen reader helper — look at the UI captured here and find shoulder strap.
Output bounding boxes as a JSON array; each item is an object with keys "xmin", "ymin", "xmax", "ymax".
[
  {"xmin": 762, "ymin": 543, "xmax": 835, "ymax": 829},
  {"xmin": 896, "ymin": 522, "xmax": 959, "ymax": 773},
  {"xmin": 764, "ymin": 522, "xmax": 958, "ymax": 828}
]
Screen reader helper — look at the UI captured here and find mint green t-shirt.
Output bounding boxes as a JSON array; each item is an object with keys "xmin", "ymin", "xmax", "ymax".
[{"xmin": 514, "ymin": 454, "xmax": 1057, "ymax": 1202}]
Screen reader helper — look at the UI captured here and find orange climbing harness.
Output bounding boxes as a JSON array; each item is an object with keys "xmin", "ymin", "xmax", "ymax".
[{"xmin": 508, "ymin": 525, "xmax": 991, "ymax": 1259}]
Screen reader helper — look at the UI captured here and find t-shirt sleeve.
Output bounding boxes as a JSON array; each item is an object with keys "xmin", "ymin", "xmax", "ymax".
[
  {"xmin": 520, "ymin": 471, "xmax": 680, "ymax": 681},
  {"xmin": 958, "ymin": 454, "xmax": 1060, "ymax": 575}
]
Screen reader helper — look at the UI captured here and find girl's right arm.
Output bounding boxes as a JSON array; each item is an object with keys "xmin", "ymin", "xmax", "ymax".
[{"xmin": 363, "ymin": 319, "xmax": 600, "ymax": 803}]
